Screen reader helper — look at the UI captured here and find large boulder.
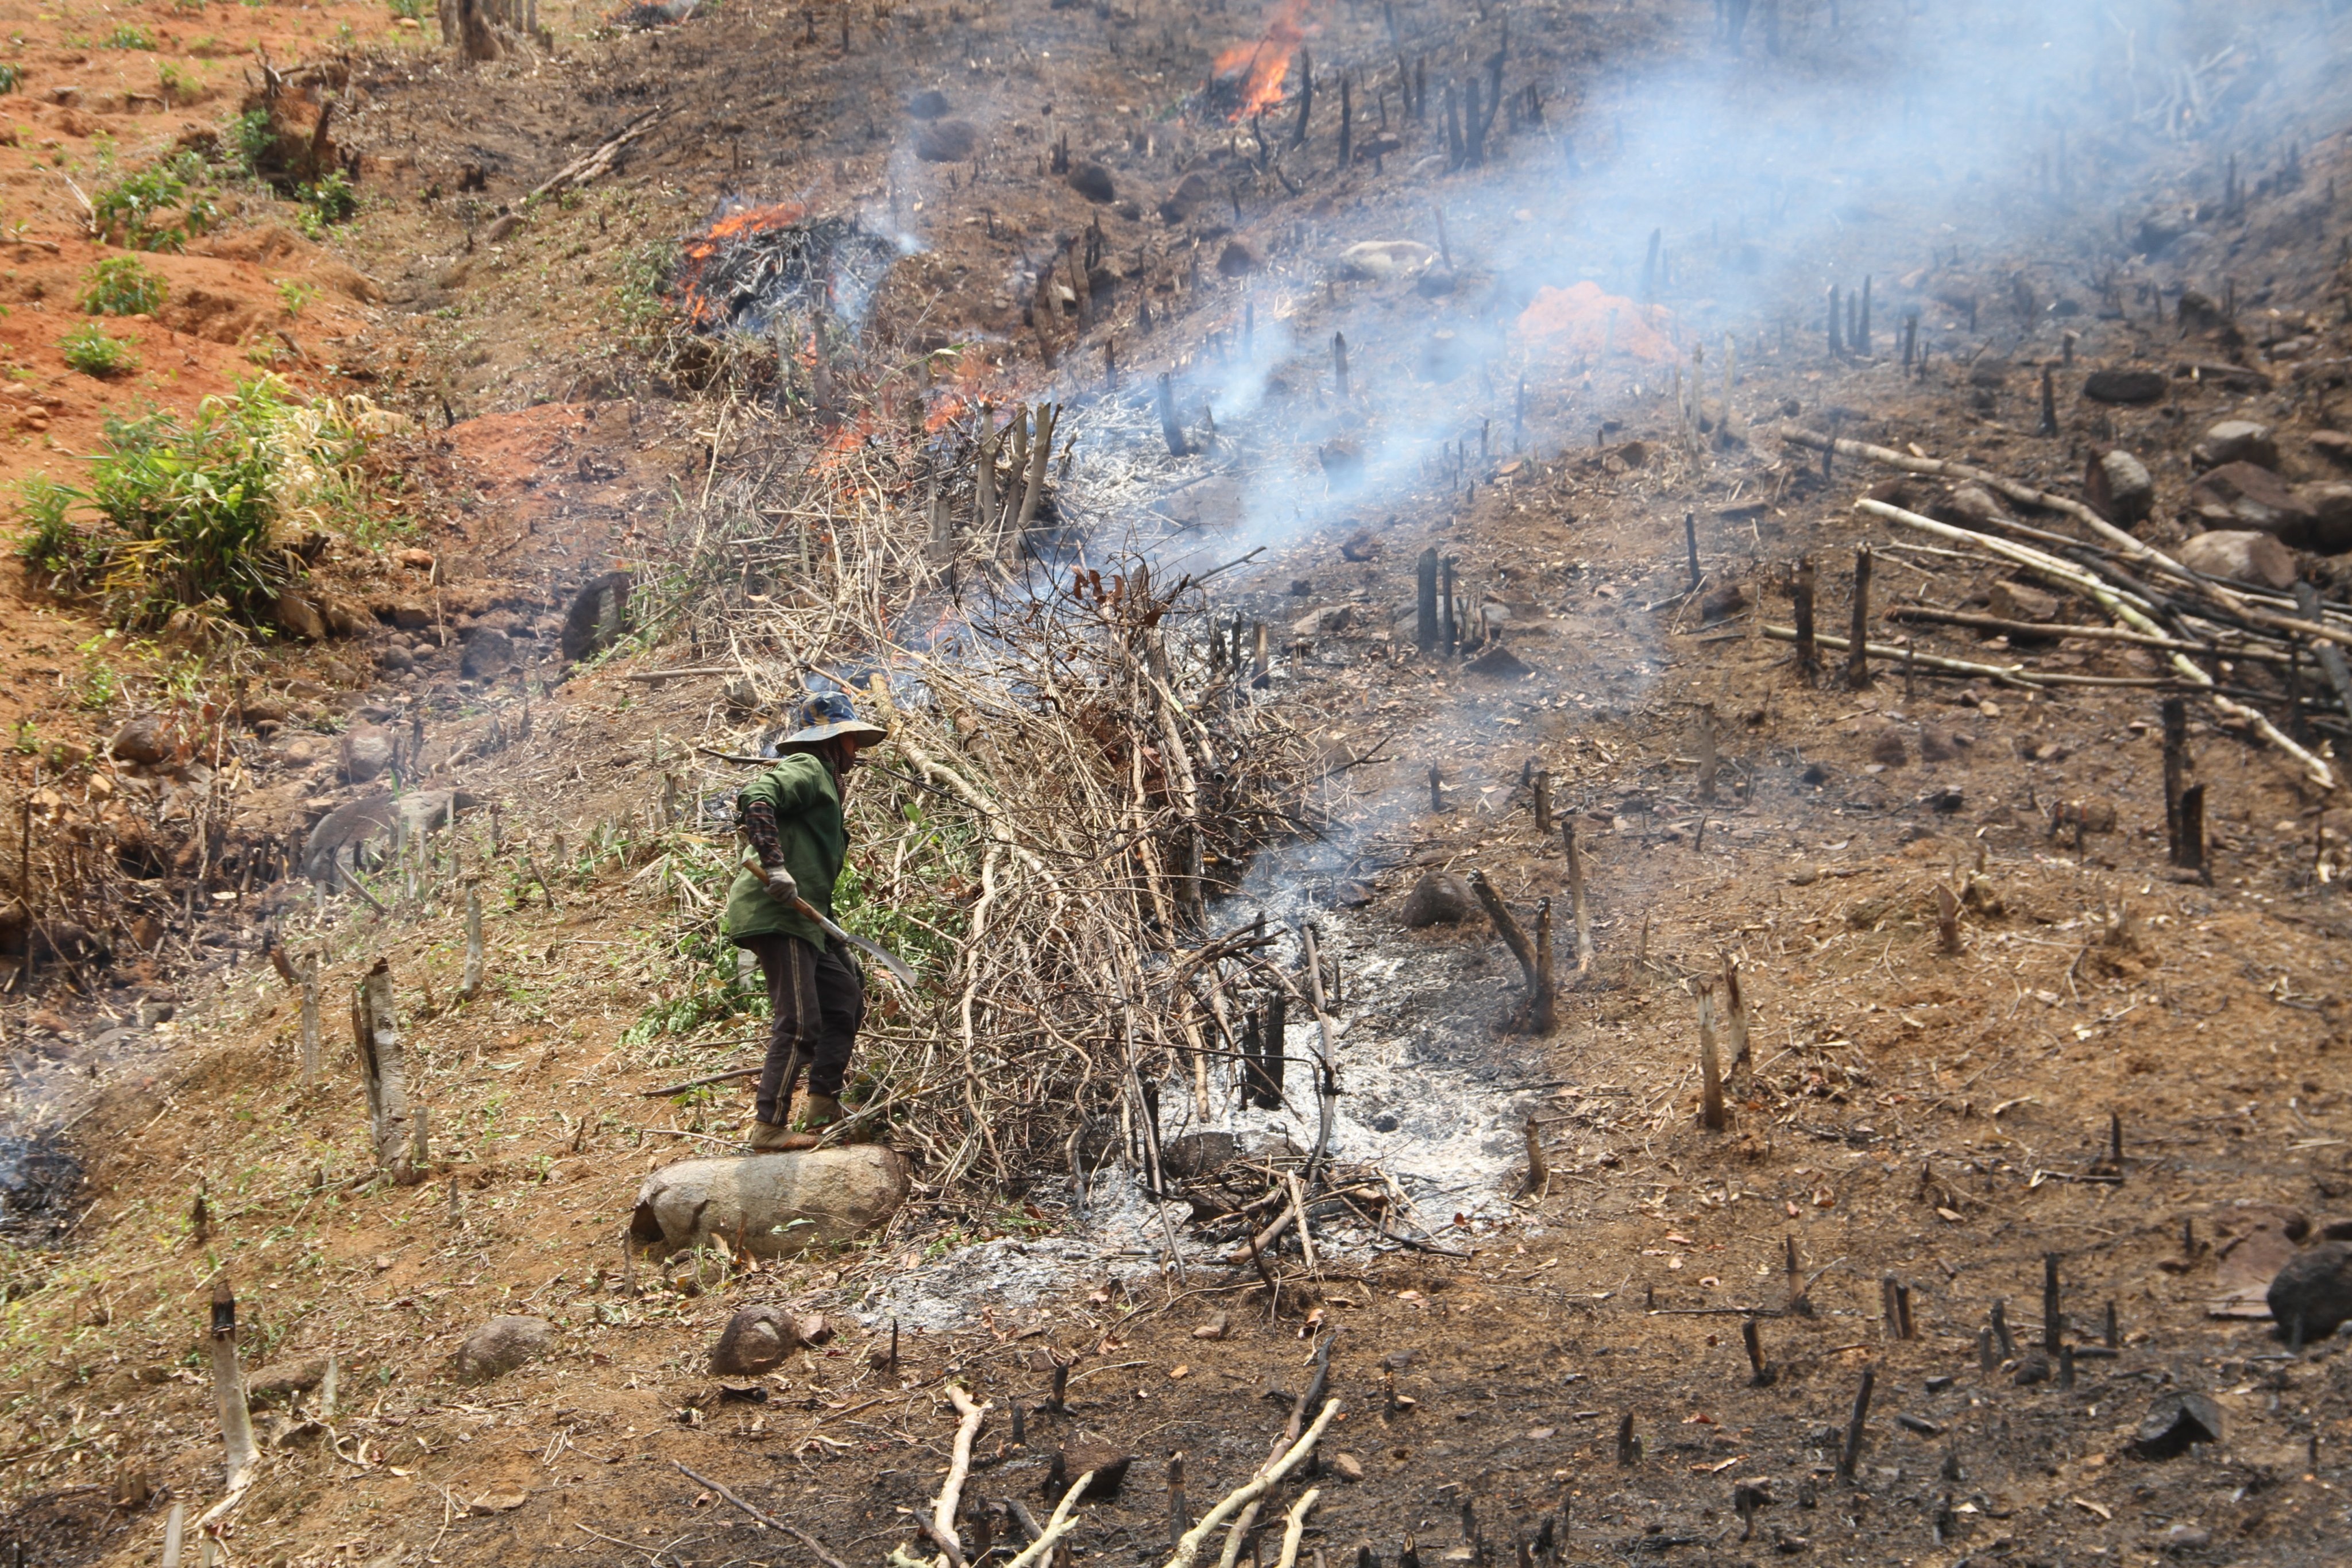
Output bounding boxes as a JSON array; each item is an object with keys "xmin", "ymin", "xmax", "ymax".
[
  {"xmin": 2178, "ymin": 530, "xmax": 2297, "ymax": 590},
  {"xmin": 2192, "ymin": 419, "xmax": 2278, "ymax": 472},
  {"xmin": 455, "ymin": 1315, "xmax": 555, "ymax": 1384},
  {"xmin": 2187, "ymin": 462, "xmax": 2314, "ymax": 543},
  {"xmin": 2268, "ymin": 1241, "xmax": 2352, "ymax": 1339},
  {"xmin": 2085, "ymin": 448, "xmax": 2154, "ymax": 525},
  {"xmin": 629, "ymin": 1147, "xmax": 912, "ymax": 1258}
]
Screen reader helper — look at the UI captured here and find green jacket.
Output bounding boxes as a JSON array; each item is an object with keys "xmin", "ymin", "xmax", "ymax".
[{"xmin": 722, "ymin": 753, "xmax": 847, "ymax": 948}]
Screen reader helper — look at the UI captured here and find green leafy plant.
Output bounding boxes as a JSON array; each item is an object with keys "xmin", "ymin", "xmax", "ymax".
[
  {"xmin": 295, "ymin": 170, "xmax": 357, "ymax": 237},
  {"xmin": 387, "ymin": 0, "xmax": 426, "ymax": 15},
  {"xmin": 229, "ymin": 108, "xmax": 271, "ymax": 179},
  {"xmin": 59, "ymin": 323, "xmax": 137, "ymax": 377},
  {"xmin": 102, "ymin": 23, "xmax": 157, "ymax": 49},
  {"xmin": 0, "ymin": 63, "xmax": 21, "ymax": 94},
  {"xmin": 23, "ymin": 377, "xmax": 389, "ymax": 630},
  {"xmin": 14, "ymin": 474, "xmax": 91, "ymax": 584},
  {"xmin": 156, "ymin": 63, "xmax": 194, "ymax": 104},
  {"xmin": 78, "ymin": 257, "xmax": 167, "ymax": 316},
  {"xmin": 274, "ymin": 277, "xmax": 315, "ymax": 316},
  {"xmin": 90, "ymin": 152, "xmax": 219, "ymax": 251}
]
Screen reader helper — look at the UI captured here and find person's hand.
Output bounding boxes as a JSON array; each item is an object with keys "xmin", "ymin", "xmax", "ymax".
[{"xmin": 765, "ymin": 866, "xmax": 800, "ymax": 906}]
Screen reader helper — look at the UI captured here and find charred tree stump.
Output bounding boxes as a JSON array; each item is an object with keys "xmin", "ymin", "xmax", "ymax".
[
  {"xmin": 1792, "ymin": 558, "xmax": 1818, "ymax": 683},
  {"xmin": 1846, "ymin": 546, "xmax": 1872, "ymax": 689},
  {"xmin": 355, "ymin": 957, "xmax": 420, "ymax": 1184},
  {"xmin": 1468, "ymin": 871, "xmax": 1555, "ymax": 1033}
]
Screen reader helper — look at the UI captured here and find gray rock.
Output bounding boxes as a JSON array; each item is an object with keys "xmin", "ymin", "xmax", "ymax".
[
  {"xmin": 629, "ymin": 1147, "xmax": 913, "ymax": 1258},
  {"xmin": 2268, "ymin": 1239, "xmax": 2352, "ymax": 1339},
  {"xmin": 2161, "ymin": 1524, "xmax": 2212, "ymax": 1554},
  {"xmin": 378, "ymin": 644, "xmax": 415, "ymax": 673},
  {"xmin": 2187, "ymin": 462, "xmax": 2313, "ymax": 543},
  {"xmin": 459, "ymin": 627, "xmax": 516, "ymax": 682},
  {"xmin": 709, "ymin": 1304, "xmax": 801, "ymax": 1376},
  {"xmin": 455, "ymin": 1315, "xmax": 555, "ymax": 1384},
  {"xmin": 2130, "ymin": 1391, "xmax": 2223, "ymax": 1459},
  {"xmin": 2312, "ymin": 430, "xmax": 2352, "ymax": 469},
  {"xmin": 1066, "ymin": 163, "xmax": 1115, "ymax": 203},
  {"xmin": 1402, "ymin": 870, "xmax": 1474, "ymax": 928},
  {"xmin": 2086, "ymin": 448, "xmax": 2154, "ymax": 525},
  {"xmin": 2193, "ymin": 419, "xmax": 2278, "ymax": 472},
  {"xmin": 1933, "ymin": 481, "xmax": 2012, "ymax": 530},
  {"xmin": 340, "ymin": 724, "xmax": 396, "ymax": 784},
  {"xmin": 110, "ymin": 716, "xmax": 175, "ymax": 766},
  {"xmin": 2178, "ymin": 530, "xmax": 2297, "ymax": 590}
]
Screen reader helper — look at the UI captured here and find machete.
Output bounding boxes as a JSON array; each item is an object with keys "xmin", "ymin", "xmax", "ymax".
[
  {"xmin": 739, "ymin": 848, "xmax": 917, "ymax": 986},
  {"xmin": 787, "ymin": 893, "xmax": 918, "ymax": 988}
]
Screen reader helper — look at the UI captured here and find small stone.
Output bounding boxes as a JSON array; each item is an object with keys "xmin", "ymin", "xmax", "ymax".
[
  {"xmin": 244, "ymin": 1358, "xmax": 326, "ymax": 1406},
  {"xmin": 1918, "ymin": 728, "xmax": 1959, "ymax": 763},
  {"xmin": 1192, "ymin": 1311, "xmax": 1231, "ymax": 1341},
  {"xmin": 459, "ymin": 627, "xmax": 516, "ymax": 682},
  {"xmin": 378, "ymin": 644, "xmax": 415, "ymax": 673},
  {"xmin": 2012, "ymin": 1352, "xmax": 2052, "ymax": 1385},
  {"xmin": 1328, "ymin": 1452, "xmax": 1365, "ymax": 1482},
  {"xmin": 1986, "ymin": 580, "xmax": 2060, "ymax": 623},
  {"xmin": 454, "ymin": 1315, "xmax": 555, "ymax": 1384},
  {"xmin": 1463, "ymin": 643, "xmax": 1530, "ymax": 678},
  {"xmin": 2268, "ymin": 1239, "xmax": 2352, "ymax": 1339},
  {"xmin": 795, "ymin": 1312, "xmax": 833, "ymax": 1346},
  {"xmin": 2192, "ymin": 419, "xmax": 2278, "ymax": 472},
  {"xmin": 110, "ymin": 716, "xmax": 174, "ymax": 766},
  {"xmin": 1160, "ymin": 1132, "xmax": 1239, "ymax": 1180},
  {"xmin": 1158, "ymin": 171, "xmax": 1213, "ymax": 225},
  {"xmin": 2085, "ymin": 448, "xmax": 2155, "ymax": 525},
  {"xmin": 2131, "ymin": 1392, "xmax": 2224, "ymax": 1460},
  {"xmin": 1066, "ymin": 163, "xmax": 1115, "ymax": 203},
  {"xmin": 2311, "ymin": 430, "xmax": 2352, "ymax": 469},
  {"xmin": 2083, "ymin": 367, "xmax": 2168, "ymax": 405},
  {"xmin": 1937, "ymin": 481, "xmax": 2012, "ymax": 529},
  {"xmin": 1869, "ymin": 729, "xmax": 1909, "ymax": 767},
  {"xmin": 709, "ymin": 1304, "xmax": 800, "ymax": 1376},
  {"xmin": 1216, "ymin": 240, "xmax": 1258, "ymax": 277},
  {"xmin": 2177, "ymin": 530, "xmax": 2298, "ymax": 590},
  {"xmin": 2161, "ymin": 1525, "xmax": 2213, "ymax": 1554},
  {"xmin": 340, "ymin": 724, "xmax": 396, "ymax": 785},
  {"xmin": 2303, "ymin": 482, "xmax": 2352, "ymax": 553},
  {"xmin": 1403, "ymin": 870, "xmax": 1474, "ymax": 928}
]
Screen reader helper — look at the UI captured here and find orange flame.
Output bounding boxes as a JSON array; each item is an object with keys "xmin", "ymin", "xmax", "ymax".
[
  {"xmin": 1213, "ymin": 0, "xmax": 1311, "ymax": 122},
  {"xmin": 1516, "ymin": 282, "xmax": 1677, "ymax": 364},
  {"xmin": 676, "ymin": 202, "xmax": 810, "ymax": 327}
]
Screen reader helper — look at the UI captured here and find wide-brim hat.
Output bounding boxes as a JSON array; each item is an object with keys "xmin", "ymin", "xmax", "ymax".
[{"xmin": 775, "ymin": 690, "xmax": 889, "ymax": 752}]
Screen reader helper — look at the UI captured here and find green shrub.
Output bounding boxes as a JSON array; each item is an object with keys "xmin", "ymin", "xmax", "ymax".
[
  {"xmin": 78, "ymin": 257, "xmax": 167, "ymax": 316},
  {"xmin": 296, "ymin": 169, "xmax": 357, "ymax": 237},
  {"xmin": 24, "ymin": 378, "xmax": 389, "ymax": 629},
  {"xmin": 14, "ymin": 475, "xmax": 92, "ymax": 585},
  {"xmin": 0, "ymin": 64, "xmax": 22, "ymax": 94},
  {"xmin": 102, "ymin": 24, "xmax": 157, "ymax": 49},
  {"xmin": 229, "ymin": 107, "xmax": 271, "ymax": 179},
  {"xmin": 90, "ymin": 151, "xmax": 219, "ymax": 251},
  {"xmin": 60, "ymin": 323, "xmax": 137, "ymax": 377},
  {"xmin": 387, "ymin": 0, "xmax": 426, "ymax": 16},
  {"xmin": 156, "ymin": 62, "xmax": 194, "ymax": 103}
]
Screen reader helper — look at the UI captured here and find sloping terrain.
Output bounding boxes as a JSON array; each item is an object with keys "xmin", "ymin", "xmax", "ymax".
[{"xmin": 6, "ymin": 3, "xmax": 2352, "ymax": 1567}]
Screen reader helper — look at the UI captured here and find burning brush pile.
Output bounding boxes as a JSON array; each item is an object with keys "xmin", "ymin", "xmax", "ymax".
[
  {"xmin": 665, "ymin": 203, "xmax": 903, "ymax": 395},
  {"xmin": 635, "ymin": 387, "xmax": 1354, "ymax": 1217}
]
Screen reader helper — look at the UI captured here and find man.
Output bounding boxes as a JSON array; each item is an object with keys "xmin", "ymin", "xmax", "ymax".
[{"xmin": 723, "ymin": 690, "xmax": 889, "ymax": 1152}]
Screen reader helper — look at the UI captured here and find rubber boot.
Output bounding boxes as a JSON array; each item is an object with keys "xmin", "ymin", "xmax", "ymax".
[{"xmin": 748, "ymin": 1119, "xmax": 818, "ymax": 1152}]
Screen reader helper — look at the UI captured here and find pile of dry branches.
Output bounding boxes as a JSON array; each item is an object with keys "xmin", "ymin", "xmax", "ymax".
[{"xmin": 640, "ymin": 388, "xmax": 1331, "ymax": 1204}]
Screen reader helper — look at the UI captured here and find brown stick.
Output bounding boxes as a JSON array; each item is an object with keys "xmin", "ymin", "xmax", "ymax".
[
  {"xmin": 1697, "ymin": 981, "xmax": 1726, "ymax": 1131},
  {"xmin": 1835, "ymin": 1365, "xmax": 1875, "ymax": 1484},
  {"xmin": 1531, "ymin": 768, "xmax": 1552, "ymax": 833},
  {"xmin": 1696, "ymin": 706, "xmax": 1717, "ymax": 804},
  {"xmin": 1520, "ymin": 1115, "xmax": 1549, "ymax": 1200},
  {"xmin": 1563, "ymin": 821, "xmax": 1594, "ymax": 974},
  {"xmin": 2162, "ymin": 697, "xmax": 2189, "ymax": 865},
  {"xmin": 674, "ymin": 1462, "xmax": 852, "ymax": 1568},
  {"xmin": 1847, "ymin": 545, "xmax": 1873, "ymax": 689},
  {"xmin": 1468, "ymin": 871, "xmax": 1552, "ymax": 1030},
  {"xmin": 1934, "ymin": 884, "xmax": 1961, "ymax": 955},
  {"xmin": 1792, "ymin": 557, "xmax": 1818, "ymax": 682},
  {"xmin": 1720, "ymin": 953, "xmax": 1749, "ymax": 1086}
]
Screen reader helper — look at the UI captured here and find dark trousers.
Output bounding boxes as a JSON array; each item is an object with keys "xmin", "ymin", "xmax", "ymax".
[{"xmin": 743, "ymin": 933, "xmax": 864, "ymax": 1124}]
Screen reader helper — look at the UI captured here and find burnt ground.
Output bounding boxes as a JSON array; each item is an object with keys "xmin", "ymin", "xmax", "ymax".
[{"xmin": 7, "ymin": 1, "xmax": 2352, "ymax": 1566}]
